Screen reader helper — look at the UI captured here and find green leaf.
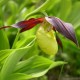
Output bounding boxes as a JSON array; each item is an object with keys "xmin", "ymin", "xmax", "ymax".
[
  {"xmin": 7, "ymin": 73, "xmax": 34, "ymax": 80},
  {"xmin": 4, "ymin": 55, "xmax": 66, "ymax": 80},
  {"xmin": 0, "ymin": 39, "xmax": 35, "ymax": 80},
  {"xmin": 59, "ymin": 0, "xmax": 72, "ymax": 20},
  {"xmin": 39, "ymin": 0, "xmax": 60, "ymax": 12},
  {"xmin": 15, "ymin": 33, "xmax": 35, "ymax": 48},
  {"xmin": 24, "ymin": 0, "xmax": 54, "ymax": 19},
  {"xmin": 14, "ymin": 56, "xmax": 66, "ymax": 79},
  {"xmin": 14, "ymin": 25, "xmax": 38, "ymax": 48},
  {"xmin": 8, "ymin": 1, "xmax": 18, "ymax": 15},
  {"xmin": 67, "ymin": 1, "xmax": 80, "ymax": 28},
  {"xmin": 0, "ymin": 30, "xmax": 10, "ymax": 50},
  {"xmin": 0, "ymin": 49, "xmax": 13, "ymax": 63},
  {"xmin": 15, "ymin": 55, "xmax": 53, "ymax": 73},
  {"xmin": 0, "ymin": 0, "xmax": 9, "ymax": 7}
]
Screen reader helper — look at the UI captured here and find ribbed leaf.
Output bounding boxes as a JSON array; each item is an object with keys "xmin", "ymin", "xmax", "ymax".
[
  {"xmin": 0, "ymin": 40, "xmax": 35, "ymax": 80},
  {"xmin": 7, "ymin": 73, "xmax": 34, "ymax": 80},
  {"xmin": 0, "ymin": 49, "xmax": 13, "ymax": 63},
  {"xmin": 11, "ymin": 56, "xmax": 66, "ymax": 80}
]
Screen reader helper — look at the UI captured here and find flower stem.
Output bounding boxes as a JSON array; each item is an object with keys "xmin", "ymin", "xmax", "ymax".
[
  {"xmin": 24, "ymin": 0, "xmax": 49, "ymax": 19},
  {"xmin": 58, "ymin": 64, "xmax": 64, "ymax": 80},
  {"xmin": 12, "ymin": 29, "xmax": 20, "ymax": 49}
]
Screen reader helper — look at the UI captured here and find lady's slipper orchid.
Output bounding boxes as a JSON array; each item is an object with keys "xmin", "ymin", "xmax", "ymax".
[{"xmin": 0, "ymin": 16, "xmax": 78, "ymax": 55}]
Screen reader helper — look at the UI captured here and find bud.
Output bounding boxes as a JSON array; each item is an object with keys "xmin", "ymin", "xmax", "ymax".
[{"xmin": 36, "ymin": 25, "xmax": 58, "ymax": 56}]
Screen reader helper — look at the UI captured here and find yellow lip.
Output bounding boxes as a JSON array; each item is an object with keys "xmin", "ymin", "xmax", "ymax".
[{"xmin": 36, "ymin": 26, "xmax": 58, "ymax": 56}]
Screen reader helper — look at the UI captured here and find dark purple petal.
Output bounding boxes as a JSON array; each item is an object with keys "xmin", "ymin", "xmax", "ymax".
[
  {"xmin": 12, "ymin": 18, "xmax": 44, "ymax": 32},
  {"xmin": 12, "ymin": 18, "xmax": 36, "ymax": 28},
  {"xmin": 45, "ymin": 17, "xmax": 78, "ymax": 46}
]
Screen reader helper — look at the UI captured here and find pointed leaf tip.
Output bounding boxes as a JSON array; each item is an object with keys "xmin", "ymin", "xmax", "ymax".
[{"xmin": 45, "ymin": 17, "xmax": 78, "ymax": 46}]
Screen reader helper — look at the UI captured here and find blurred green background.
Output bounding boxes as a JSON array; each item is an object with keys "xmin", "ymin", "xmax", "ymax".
[{"xmin": 0, "ymin": 0, "xmax": 80, "ymax": 80}]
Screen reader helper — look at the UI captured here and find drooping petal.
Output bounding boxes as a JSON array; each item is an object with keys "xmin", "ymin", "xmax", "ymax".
[
  {"xmin": 12, "ymin": 18, "xmax": 44, "ymax": 32},
  {"xmin": 56, "ymin": 33, "xmax": 63, "ymax": 50},
  {"xmin": 45, "ymin": 17, "xmax": 78, "ymax": 46}
]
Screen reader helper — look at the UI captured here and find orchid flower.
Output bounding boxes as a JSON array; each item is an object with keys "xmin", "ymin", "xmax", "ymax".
[{"xmin": 0, "ymin": 16, "xmax": 78, "ymax": 55}]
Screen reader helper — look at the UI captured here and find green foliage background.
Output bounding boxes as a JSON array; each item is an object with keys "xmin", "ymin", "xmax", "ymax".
[{"xmin": 0, "ymin": 0, "xmax": 80, "ymax": 80}]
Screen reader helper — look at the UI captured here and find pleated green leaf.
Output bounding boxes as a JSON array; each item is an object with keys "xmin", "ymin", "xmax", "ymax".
[
  {"xmin": 7, "ymin": 56, "xmax": 66, "ymax": 80},
  {"xmin": 0, "ymin": 40, "xmax": 35, "ymax": 80},
  {"xmin": 0, "ymin": 49, "xmax": 13, "ymax": 64},
  {"xmin": 7, "ymin": 73, "xmax": 34, "ymax": 80}
]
